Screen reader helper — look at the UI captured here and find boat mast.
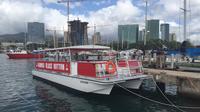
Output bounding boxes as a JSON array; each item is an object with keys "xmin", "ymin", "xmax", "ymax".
[{"xmin": 183, "ymin": 0, "xmax": 187, "ymax": 41}]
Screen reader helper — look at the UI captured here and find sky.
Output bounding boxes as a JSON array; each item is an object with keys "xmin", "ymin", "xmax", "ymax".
[{"xmin": 0, "ymin": 0, "xmax": 200, "ymax": 45}]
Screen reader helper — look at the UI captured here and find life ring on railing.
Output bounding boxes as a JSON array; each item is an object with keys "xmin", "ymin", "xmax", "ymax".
[{"xmin": 105, "ymin": 61, "xmax": 117, "ymax": 74}]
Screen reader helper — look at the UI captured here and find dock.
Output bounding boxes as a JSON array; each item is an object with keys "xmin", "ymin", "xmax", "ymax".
[{"xmin": 144, "ymin": 68, "xmax": 200, "ymax": 98}]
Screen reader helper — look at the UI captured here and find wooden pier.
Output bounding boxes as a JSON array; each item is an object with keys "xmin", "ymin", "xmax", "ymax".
[{"xmin": 144, "ymin": 68, "xmax": 200, "ymax": 98}]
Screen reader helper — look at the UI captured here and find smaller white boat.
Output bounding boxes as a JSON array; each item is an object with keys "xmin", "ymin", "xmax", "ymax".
[{"xmin": 32, "ymin": 45, "xmax": 149, "ymax": 95}]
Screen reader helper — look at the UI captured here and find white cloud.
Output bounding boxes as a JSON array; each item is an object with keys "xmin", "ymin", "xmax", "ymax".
[
  {"xmin": 146, "ymin": 0, "xmax": 200, "ymax": 45},
  {"xmin": 150, "ymin": 0, "xmax": 180, "ymax": 20},
  {"xmin": 84, "ymin": 0, "xmax": 142, "ymax": 39},
  {"xmin": 189, "ymin": 34, "xmax": 200, "ymax": 45},
  {"xmin": 0, "ymin": 0, "xmax": 142, "ymax": 41},
  {"xmin": 0, "ymin": 0, "xmax": 66, "ymax": 34},
  {"xmin": 1, "ymin": 0, "xmax": 200, "ymax": 45},
  {"xmin": 93, "ymin": 0, "xmax": 112, "ymax": 6},
  {"xmin": 43, "ymin": 0, "xmax": 57, "ymax": 3},
  {"xmin": 43, "ymin": 0, "xmax": 82, "ymax": 9}
]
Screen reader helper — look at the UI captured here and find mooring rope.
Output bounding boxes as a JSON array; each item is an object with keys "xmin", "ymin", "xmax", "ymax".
[
  {"xmin": 150, "ymin": 75, "xmax": 200, "ymax": 109},
  {"xmin": 114, "ymin": 82, "xmax": 200, "ymax": 110},
  {"xmin": 150, "ymin": 77, "xmax": 185, "ymax": 112}
]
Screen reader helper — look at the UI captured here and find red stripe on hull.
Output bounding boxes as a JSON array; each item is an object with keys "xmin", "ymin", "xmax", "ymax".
[{"xmin": 7, "ymin": 54, "xmax": 44, "ymax": 59}]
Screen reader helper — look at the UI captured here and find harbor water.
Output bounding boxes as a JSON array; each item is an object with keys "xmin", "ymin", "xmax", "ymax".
[{"xmin": 0, "ymin": 54, "xmax": 200, "ymax": 112}]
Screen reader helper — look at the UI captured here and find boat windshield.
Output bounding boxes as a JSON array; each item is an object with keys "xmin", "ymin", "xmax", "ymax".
[
  {"xmin": 41, "ymin": 45, "xmax": 116, "ymax": 62},
  {"xmin": 72, "ymin": 51, "xmax": 114, "ymax": 61},
  {"xmin": 44, "ymin": 50, "xmax": 116, "ymax": 62}
]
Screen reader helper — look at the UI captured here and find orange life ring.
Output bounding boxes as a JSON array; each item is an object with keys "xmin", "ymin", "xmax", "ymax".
[{"xmin": 105, "ymin": 61, "xmax": 117, "ymax": 74}]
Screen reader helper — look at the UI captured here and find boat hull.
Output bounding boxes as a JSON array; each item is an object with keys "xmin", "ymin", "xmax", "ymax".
[
  {"xmin": 32, "ymin": 70, "xmax": 148, "ymax": 95},
  {"xmin": 7, "ymin": 53, "xmax": 44, "ymax": 59},
  {"xmin": 119, "ymin": 79, "xmax": 143, "ymax": 89},
  {"xmin": 32, "ymin": 70, "xmax": 114, "ymax": 95}
]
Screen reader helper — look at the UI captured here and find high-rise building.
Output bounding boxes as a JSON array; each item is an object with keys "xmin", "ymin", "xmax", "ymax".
[
  {"xmin": 160, "ymin": 23, "xmax": 170, "ymax": 41},
  {"xmin": 68, "ymin": 20, "xmax": 88, "ymax": 46},
  {"xmin": 147, "ymin": 19, "xmax": 159, "ymax": 40},
  {"xmin": 139, "ymin": 29, "xmax": 145, "ymax": 42},
  {"xmin": 169, "ymin": 33, "xmax": 177, "ymax": 41},
  {"xmin": 27, "ymin": 22, "xmax": 45, "ymax": 44},
  {"xmin": 118, "ymin": 24, "xmax": 139, "ymax": 45},
  {"xmin": 92, "ymin": 32, "xmax": 101, "ymax": 45}
]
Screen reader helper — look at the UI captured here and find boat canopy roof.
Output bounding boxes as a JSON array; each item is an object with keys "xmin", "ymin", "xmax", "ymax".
[{"xmin": 44, "ymin": 45, "xmax": 110, "ymax": 52}]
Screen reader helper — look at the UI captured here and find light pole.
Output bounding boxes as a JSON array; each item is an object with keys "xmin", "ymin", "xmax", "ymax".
[
  {"xmin": 144, "ymin": 0, "xmax": 148, "ymax": 46},
  {"xmin": 180, "ymin": 0, "xmax": 187, "ymax": 41}
]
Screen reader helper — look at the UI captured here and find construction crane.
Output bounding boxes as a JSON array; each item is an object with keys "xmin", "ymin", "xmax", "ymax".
[
  {"xmin": 46, "ymin": 28, "xmax": 66, "ymax": 48},
  {"xmin": 88, "ymin": 24, "xmax": 112, "ymax": 35},
  {"xmin": 57, "ymin": 0, "xmax": 105, "ymax": 22},
  {"xmin": 87, "ymin": 24, "xmax": 113, "ymax": 45},
  {"xmin": 57, "ymin": 0, "xmax": 105, "ymax": 46},
  {"xmin": 57, "ymin": 0, "xmax": 88, "ymax": 47}
]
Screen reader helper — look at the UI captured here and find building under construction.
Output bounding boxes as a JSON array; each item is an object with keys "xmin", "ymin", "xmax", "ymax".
[
  {"xmin": 68, "ymin": 20, "xmax": 88, "ymax": 46},
  {"xmin": 92, "ymin": 32, "xmax": 101, "ymax": 45}
]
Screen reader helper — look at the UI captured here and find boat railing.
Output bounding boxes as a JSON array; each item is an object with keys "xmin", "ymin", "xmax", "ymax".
[{"xmin": 116, "ymin": 59, "xmax": 144, "ymax": 76}]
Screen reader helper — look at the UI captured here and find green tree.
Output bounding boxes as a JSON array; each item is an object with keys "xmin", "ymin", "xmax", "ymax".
[{"xmin": 109, "ymin": 39, "xmax": 194, "ymax": 51}]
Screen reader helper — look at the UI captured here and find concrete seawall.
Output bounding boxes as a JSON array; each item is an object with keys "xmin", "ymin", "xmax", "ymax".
[{"xmin": 144, "ymin": 68, "xmax": 200, "ymax": 98}]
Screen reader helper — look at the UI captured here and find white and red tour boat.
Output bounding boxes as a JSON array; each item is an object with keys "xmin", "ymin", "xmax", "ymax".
[
  {"xmin": 32, "ymin": 45, "xmax": 149, "ymax": 95},
  {"xmin": 7, "ymin": 50, "xmax": 45, "ymax": 59}
]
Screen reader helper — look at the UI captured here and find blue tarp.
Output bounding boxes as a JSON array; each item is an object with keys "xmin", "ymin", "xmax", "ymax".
[
  {"xmin": 186, "ymin": 48, "xmax": 200, "ymax": 57},
  {"xmin": 167, "ymin": 48, "xmax": 200, "ymax": 57},
  {"xmin": 167, "ymin": 50, "xmax": 180, "ymax": 55}
]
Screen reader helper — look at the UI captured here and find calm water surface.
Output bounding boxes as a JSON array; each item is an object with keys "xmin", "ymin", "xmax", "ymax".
[{"xmin": 0, "ymin": 54, "xmax": 200, "ymax": 112}]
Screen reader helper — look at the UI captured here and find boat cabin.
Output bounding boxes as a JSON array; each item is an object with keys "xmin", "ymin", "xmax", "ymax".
[{"xmin": 35, "ymin": 45, "xmax": 143, "ymax": 80}]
